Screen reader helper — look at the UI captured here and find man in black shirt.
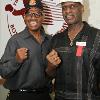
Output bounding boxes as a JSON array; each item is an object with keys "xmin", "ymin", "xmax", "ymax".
[
  {"xmin": 0, "ymin": 0, "xmax": 52, "ymax": 100},
  {"xmin": 46, "ymin": 0, "xmax": 100, "ymax": 100}
]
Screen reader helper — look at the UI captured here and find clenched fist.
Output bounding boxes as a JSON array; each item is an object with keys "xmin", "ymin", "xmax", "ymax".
[
  {"xmin": 16, "ymin": 48, "xmax": 28, "ymax": 63},
  {"xmin": 46, "ymin": 49, "xmax": 61, "ymax": 76},
  {"xmin": 46, "ymin": 49, "xmax": 61, "ymax": 66}
]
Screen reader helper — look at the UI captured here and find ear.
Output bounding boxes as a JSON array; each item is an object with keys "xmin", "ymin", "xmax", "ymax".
[
  {"xmin": 81, "ymin": 5, "xmax": 84, "ymax": 13},
  {"xmin": 41, "ymin": 12, "xmax": 45, "ymax": 21}
]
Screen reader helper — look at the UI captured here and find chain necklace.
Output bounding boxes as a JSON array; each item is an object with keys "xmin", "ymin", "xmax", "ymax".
[
  {"xmin": 68, "ymin": 33, "xmax": 77, "ymax": 46},
  {"xmin": 68, "ymin": 23, "xmax": 84, "ymax": 46},
  {"xmin": 70, "ymin": 40, "xmax": 74, "ymax": 46}
]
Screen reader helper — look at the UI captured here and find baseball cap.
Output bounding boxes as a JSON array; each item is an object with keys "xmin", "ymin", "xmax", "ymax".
[
  {"xmin": 57, "ymin": 0, "xmax": 83, "ymax": 5},
  {"xmin": 25, "ymin": 0, "xmax": 43, "ymax": 10}
]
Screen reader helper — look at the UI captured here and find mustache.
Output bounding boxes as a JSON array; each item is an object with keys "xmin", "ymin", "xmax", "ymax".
[{"xmin": 63, "ymin": 14, "xmax": 74, "ymax": 18}]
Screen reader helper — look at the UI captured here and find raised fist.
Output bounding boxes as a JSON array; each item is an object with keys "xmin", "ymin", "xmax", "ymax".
[
  {"xmin": 46, "ymin": 49, "xmax": 61, "ymax": 66},
  {"xmin": 16, "ymin": 48, "xmax": 28, "ymax": 63}
]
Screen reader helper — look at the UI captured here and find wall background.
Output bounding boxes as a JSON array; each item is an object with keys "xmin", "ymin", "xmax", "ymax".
[{"xmin": 0, "ymin": 0, "xmax": 100, "ymax": 100}]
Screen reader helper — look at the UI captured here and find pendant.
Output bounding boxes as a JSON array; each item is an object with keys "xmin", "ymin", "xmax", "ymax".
[{"xmin": 70, "ymin": 41, "xmax": 73, "ymax": 46}]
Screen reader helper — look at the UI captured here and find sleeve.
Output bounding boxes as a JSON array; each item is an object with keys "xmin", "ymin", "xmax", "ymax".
[
  {"xmin": 93, "ymin": 44, "xmax": 100, "ymax": 95},
  {"xmin": 94, "ymin": 32, "xmax": 100, "ymax": 85},
  {"xmin": 0, "ymin": 37, "xmax": 22, "ymax": 79},
  {"xmin": 90, "ymin": 30, "xmax": 100, "ymax": 96},
  {"xmin": 94, "ymin": 50, "xmax": 100, "ymax": 81}
]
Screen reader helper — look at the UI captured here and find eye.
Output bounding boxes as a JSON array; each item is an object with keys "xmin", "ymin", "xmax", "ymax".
[
  {"xmin": 34, "ymin": 13, "xmax": 41, "ymax": 17},
  {"xmin": 70, "ymin": 4, "xmax": 78, "ymax": 9},
  {"xmin": 25, "ymin": 12, "xmax": 43, "ymax": 18},
  {"xmin": 62, "ymin": 6, "xmax": 67, "ymax": 10},
  {"xmin": 34, "ymin": 12, "xmax": 43, "ymax": 18},
  {"xmin": 70, "ymin": 5, "xmax": 75, "ymax": 9}
]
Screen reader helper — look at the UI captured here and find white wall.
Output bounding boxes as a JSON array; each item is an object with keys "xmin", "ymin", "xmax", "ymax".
[{"xmin": 82, "ymin": 0, "xmax": 100, "ymax": 29}]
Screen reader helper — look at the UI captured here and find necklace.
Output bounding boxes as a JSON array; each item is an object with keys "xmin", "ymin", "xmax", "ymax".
[
  {"xmin": 68, "ymin": 23, "xmax": 84, "ymax": 46},
  {"xmin": 68, "ymin": 33, "xmax": 77, "ymax": 46},
  {"xmin": 70, "ymin": 41, "xmax": 73, "ymax": 46}
]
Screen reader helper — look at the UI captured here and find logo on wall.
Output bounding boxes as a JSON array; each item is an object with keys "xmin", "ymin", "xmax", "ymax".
[{"xmin": 5, "ymin": 0, "xmax": 66, "ymax": 36}]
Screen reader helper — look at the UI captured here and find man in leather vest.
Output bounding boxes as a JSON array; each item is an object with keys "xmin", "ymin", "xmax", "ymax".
[{"xmin": 46, "ymin": 0, "xmax": 100, "ymax": 100}]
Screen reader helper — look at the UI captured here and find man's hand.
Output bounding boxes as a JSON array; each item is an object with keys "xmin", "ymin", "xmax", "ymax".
[
  {"xmin": 46, "ymin": 49, "xmax": 61, "ymax": 76},
  {"xmin": 16, "ymin": 48, "xmax": 28, "ymax": 63},
  {"xmin": 46, "ymin": 49, "xmax": 61, "ymax": 66}
]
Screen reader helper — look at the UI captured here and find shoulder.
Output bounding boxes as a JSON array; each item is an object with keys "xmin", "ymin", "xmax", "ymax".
[
  {"xmin": 7, "ymin": 30, "xmax": 25, "ymax": 43},
  {"xmin": 85, "ymin": 22, "xmax": 100, "ymax": 33},
  {"xmin": 90, "ymin": 26, "xmax": 100, "ymax": 39},
  {"xmin": 90, "ymin": 26, "xmax": 100, "ymax": 32},
  {"xmin": 52, "ymin": 30, "xmax": 67, "ymax": 40},
  {"xmin": 84, "ymin": 22, "xmax": 100, "ymax": 40},
  {"xmin": 45, "ymin": 34, "xmax": 52, "ymax": 40}
]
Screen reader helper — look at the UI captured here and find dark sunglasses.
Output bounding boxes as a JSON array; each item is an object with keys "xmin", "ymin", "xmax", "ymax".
[{"xmin": 25, "ymin": 12, "xmax": 43, "ymax": 18}]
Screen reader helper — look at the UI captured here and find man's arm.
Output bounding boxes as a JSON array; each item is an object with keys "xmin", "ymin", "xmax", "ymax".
[{"xmin": 0, "ymin": 37, "xmax": 28, "ymax": 78}]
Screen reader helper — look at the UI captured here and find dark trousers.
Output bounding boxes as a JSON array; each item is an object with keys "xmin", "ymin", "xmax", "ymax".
[
  {"xmin": 55, "ymin": 96, "xmax": 88, "ymax": 100},
  {"xmin": 55, "ymin": 97, "xmax": 100, "ymax": 100},
  {"xmin": 6, "ymin": 91, "xmax": 51, "ymax": 100}
]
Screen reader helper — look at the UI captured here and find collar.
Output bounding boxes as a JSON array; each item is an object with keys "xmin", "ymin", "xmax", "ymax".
[
  {"xmin": 22, "ymin": 27, "xmax": 49, "ymax": 40},
  {"xmin": 79, "ymin": 21, "xmax": 91, "ymax": 35}
]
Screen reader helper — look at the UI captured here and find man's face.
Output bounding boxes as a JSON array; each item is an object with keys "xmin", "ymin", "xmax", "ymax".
[
  {"xmin": 24, "ymin": 7, "xmax": 44, "ymax": 31},
  {"xmin": 62, "ymin": 2, "xmax": 84, "ymax": 25}
]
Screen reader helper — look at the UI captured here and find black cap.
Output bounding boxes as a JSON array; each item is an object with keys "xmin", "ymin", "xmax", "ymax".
[{"xmin": 25, "ymin": 0, "xmax": 43, "ymax": 10}]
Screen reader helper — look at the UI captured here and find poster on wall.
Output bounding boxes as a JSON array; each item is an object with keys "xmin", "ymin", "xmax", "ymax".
[{"xmin": 2, "ymin": 0, "xmax": 66, "ymax": 36}]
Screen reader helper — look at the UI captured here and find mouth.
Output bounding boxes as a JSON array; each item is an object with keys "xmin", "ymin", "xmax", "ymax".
[
  {"xmin": 65, "ymin": 15, "xmax": 74, "ymax": 20},
  {"xmin": 28, "ymin": 20, "xmax": 38, "ymax": 27}
]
